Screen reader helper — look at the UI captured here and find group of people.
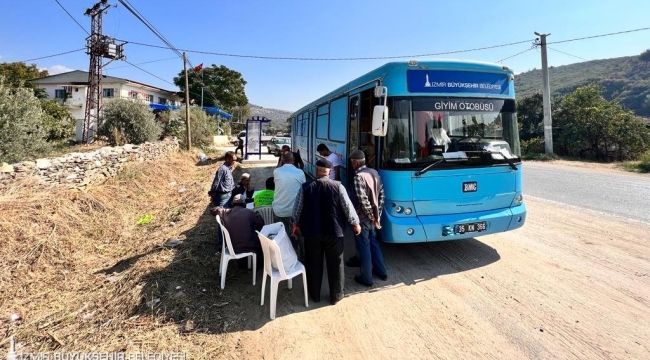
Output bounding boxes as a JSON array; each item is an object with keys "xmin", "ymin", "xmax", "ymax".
[{"xmin": 208, "ymin": 143, "xmax": 387, "ymax": 306}]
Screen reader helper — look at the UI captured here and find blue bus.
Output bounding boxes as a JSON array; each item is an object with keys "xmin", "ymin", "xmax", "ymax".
[{"xmin": 291, "ymin": 60, "xmax": 526, "ymax": 243}]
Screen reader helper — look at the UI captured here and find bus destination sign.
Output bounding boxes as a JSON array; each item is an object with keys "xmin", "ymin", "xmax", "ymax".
[{"xmin": 407, "ymin": 70, "xmax": 509, "ymax": 95}]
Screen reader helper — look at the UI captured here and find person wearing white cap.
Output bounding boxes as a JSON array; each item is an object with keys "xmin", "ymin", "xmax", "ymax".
[{"xmin": 227, "ymin": 172, "xmax": 255, "ymax": 207}]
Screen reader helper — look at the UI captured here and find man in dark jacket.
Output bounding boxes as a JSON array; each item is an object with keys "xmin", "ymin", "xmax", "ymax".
[
  {"xmin": 211, "ymin": 194, "xmax": 265, "ymax": 256},
  {"xmin": 291, "ymin": 159, "xmax": 360, "ymax": 305}
]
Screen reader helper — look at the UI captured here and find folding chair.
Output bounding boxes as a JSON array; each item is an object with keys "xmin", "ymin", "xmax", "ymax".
[
  {"xmin": 216, "ymin": 215, "xmax": 256, "ymax": 289},
  {"xmin": 256, "ymin": 230, "xmax": 308, "ymax": 320},
  {"xmin": 254, "ymin": 205, "xmax": 275, "ymax": 225}
]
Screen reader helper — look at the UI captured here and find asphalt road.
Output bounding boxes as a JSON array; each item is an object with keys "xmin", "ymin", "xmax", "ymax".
[{"xmin": 523, "ymin": 162, "xmax": 650, "ymax": 224}]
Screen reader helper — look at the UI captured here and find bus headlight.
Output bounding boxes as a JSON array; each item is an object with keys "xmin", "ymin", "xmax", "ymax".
[
  {"xmin": 513, "ymin": 194, "xmax": 523, "ymax": 206},
  {"xmin": 395, "ymin": 206, "xmax": 403, "ymax": 213},
  {"xmin": 404, "ymin": 208, "xmax": 412, "ymax": 215},
  {"xmin": 406, "ymin": 228, "xmax": 414, "ymax": 235}
]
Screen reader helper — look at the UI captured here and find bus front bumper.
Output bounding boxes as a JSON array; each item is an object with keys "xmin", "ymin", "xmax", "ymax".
[{"xmin": 380, "ymin": 204, "xmax": 526, "ymax": 243}]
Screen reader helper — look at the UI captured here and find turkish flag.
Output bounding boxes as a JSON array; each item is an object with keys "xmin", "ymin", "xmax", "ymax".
[{"xmin": 194, "ymin": 63, "xmax": 203, "ymax": 72}]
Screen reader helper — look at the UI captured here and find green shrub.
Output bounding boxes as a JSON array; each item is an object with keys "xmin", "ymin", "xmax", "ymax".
[
  {"xmin": 0, "ymin": 83, "xmax": 51, "ymax": 163},
  {"xmin": 521, "ymin": 137, "xmax": 545, "ymax": 155},
  {"xmin": 99, "ymin": 99, "xmax": 162, "ymax": 145},
  {"xmin": 40, "ymin": 99, "xmax": 75, "ymax": 141},
  {"xmin": 166, "ymin": 108, "xmax": 217, "ymax": 148},
  {"xmin": 638, "ymin": 150, "xmax": 650, "ymax": 172},
  {"xmin": 158, "ymin": 110, "xmax": 184, "ymax": 138}
]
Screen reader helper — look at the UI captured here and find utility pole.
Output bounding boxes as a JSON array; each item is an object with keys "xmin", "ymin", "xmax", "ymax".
[
  {"xmin": 535, "ymin": 31, "xmax": 553, "ymax": 154},
  {"xmin": 83, "ymin": 0, "xmax": 124, "ymax": 143},
  {"xmin": 183, "ymin": 52, "xmax": 192, "ymax": 150}
]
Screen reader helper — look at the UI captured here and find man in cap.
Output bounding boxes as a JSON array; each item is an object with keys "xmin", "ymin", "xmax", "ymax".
[
  {"xmin": 291, "ymin": 158, "xmax": 361, "ymax": 305},
  {"xmin": 346, "ymin": 149, "xmax": 387, "ymax": 286},
  {"xmin": 211, "ymin": 194, "xmax": 265, "ymax": 256},
  {"xmin": 227, "ymin": 172, "xmax": 255, "ymax": 207}
]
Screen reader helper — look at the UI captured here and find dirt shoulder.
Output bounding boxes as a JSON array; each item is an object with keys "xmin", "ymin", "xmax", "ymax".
[
  {"xmin": 225, "ymin": 162, "xmax": 650, "ymax": 360},
  {"xmin": 2, "ymin": 155, "xmax": 646, "ymax": 359}
]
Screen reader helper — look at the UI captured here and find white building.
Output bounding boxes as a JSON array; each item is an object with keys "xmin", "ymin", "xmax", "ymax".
[{"xmin": 31, "ymin": 70, "xmax": 182, "ymax": 142}]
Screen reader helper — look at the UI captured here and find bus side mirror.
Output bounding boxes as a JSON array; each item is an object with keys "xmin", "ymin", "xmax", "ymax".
[{"xmin": 371, "ymin": 105, "xmax": 388, "ymax": 137}]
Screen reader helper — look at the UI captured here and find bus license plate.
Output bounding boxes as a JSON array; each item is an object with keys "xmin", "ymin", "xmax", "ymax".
[{"xmin": 454, "ymin": 221, "xmax": 487, "ymax": 234}]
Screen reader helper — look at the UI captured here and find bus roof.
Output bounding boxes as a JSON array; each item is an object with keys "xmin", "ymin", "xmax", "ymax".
[{"xmin": 292, "ymin": 60, "xmax": 515, "ymax": 115}]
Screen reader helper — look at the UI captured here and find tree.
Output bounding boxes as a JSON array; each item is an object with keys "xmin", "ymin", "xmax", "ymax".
[
  {"xmin": 639, "ymin": 49, "xmax": 650, "ymax": 62},
  {"xmin": 162, "ymin": 108, "xmax": 217, "ymax": 148},
  {"xmin": 173, "ymin": 64, "xmax": 249, "ymax": 113},
  {"xmin": 0, "ymin": 62, "xmax": 49, "ymax": 98},
  {"xmin": 553, "ymin": 85, "xmax": 650, "ymax": 160},
  {"xmin": 516, "ymin": 93, "xmax": 544, "ymax": 141},
  {"xmin": 99, "ymin": 99, "xmax": 162, "ymax": 145},
  {"xmin": 40, "ymin": 99, "xmax": 75, "ymax": 141},
  {"xmin": 0, "ymin": 83, "xmax": 51, "ymax": 163}
]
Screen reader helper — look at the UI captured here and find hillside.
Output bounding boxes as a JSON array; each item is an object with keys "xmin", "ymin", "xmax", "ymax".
[
  {"xmin": 515, "ymin": 52, "xmax": 650, "ymax": 116},
  {"xmin": 249, "ymin": 104, "xmax": 293, "ymax": 130}
]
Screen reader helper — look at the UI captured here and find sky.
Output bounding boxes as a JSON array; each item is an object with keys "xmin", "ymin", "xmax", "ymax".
[{"xmin": 1, "ymin": 0, "xmax": 649, "ymax": 112}]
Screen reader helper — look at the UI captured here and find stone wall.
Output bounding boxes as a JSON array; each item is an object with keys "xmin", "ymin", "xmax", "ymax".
[{"xmin": 0, "ymin": 138, "xmax": 179, "ymax": 190}]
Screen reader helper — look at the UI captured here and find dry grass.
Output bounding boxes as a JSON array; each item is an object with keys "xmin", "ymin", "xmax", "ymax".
[{"xmin": 0, "ymin": 151, "xmax": 246, "ymax": 357}]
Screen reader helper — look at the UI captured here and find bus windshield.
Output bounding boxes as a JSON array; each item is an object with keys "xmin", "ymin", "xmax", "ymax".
[{"xmin": 381, "ymin": 97, "xmax": 521, "ymax": 169}]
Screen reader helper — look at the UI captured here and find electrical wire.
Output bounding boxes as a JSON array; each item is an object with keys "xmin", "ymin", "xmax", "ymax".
[
  {"xmin": 112, "ymin": 26, "xmax": 650, "ymax": 61},
  {"xmin": 53, "ymin": 0, "xmax": 89, "ymax": 35},
  {"xmin": 18, "ymin": 48, "xmax": 86, "ymax": 62},
  {"xmin": 115, "ymin": 0, "xmax": 220, "ymax": 105},
  {"xmin": 547, "ymin": 27, "xmax": 650, "ymax": 45},
  {"xmin": 122, "ymin": 60, "xmax": 176, "ymax": 86},
  {"xmin": 115, "ymin": 38, "xmax": 536, "ymax": 61},
  {"xmin": 497, "ymin": 47, "xmax": 534, "ymax": 63},
  {"xmin": 117, "ymin": 0, "xmax": 183, "ymax": 60},
  {"xmin": 105, "ymin": 57, "xmax": 178, "ymax": 69},
  {"xmin": 548, "ymin": 47, "xmax": 589, "ymax": 61},
  {"xmin": 121, "ymin": 60, "xmax": 214, "ymax": 106}
]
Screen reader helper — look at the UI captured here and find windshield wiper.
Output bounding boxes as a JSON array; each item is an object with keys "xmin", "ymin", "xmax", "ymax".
[
  {"xmin": 415, "ymin": 159, "xmax": 444, "ymax": 177},
  {"xmin": 415, "ymin": 151, "xmax": 469, "ymax": 176},
  {"xmin": 489, "ymin": 151, "xmax": 518, "ymax": 170}
]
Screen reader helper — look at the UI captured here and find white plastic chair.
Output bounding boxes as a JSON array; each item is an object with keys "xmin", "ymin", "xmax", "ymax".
[
  {"xmin": 254, "ymin": 205, "xmax": 275, "ymax": 225},
  {"xmin": 256, "ymin": 230, "xmax": 308, "ymax": 320},
  {"xmin": 216, "ymin": 215, "xmax": 256, "ymax": 289}
]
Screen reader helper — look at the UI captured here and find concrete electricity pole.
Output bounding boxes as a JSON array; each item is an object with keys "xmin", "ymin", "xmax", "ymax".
[
  {"xmin": 535, "ymin": 31, "xmax": 553, "ymax": 154},
  {"xmin": 183, "ymin": 52, "xmax": 192, "ymax": 150}
]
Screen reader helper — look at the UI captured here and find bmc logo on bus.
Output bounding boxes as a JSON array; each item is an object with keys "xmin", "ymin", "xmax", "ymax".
[{"xmin": 463, "ymin": 181, "xmax": 478, "ymax": 192}]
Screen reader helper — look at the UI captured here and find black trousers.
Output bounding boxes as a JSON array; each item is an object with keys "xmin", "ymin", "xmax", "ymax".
[{"xmin": 304, "ymin": 235, "xmax": 345, "ymax": 303}]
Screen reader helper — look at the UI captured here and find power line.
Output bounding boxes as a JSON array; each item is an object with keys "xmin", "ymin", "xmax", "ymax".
[
  {"xmin": 18, "ymin": 48, "xmax": 86, "ymax": 63},
  {"xmin": 547, "ymin": 26, "xmax": 650, "ymax": 45},
  {"xmin": 120, "ymin": 60, "xmax": 222, "ymax": 108},
  {"xmin": 53, "ymin": 0, "xmax": 89, "ymax": 35},
  {"xmin": 115, "ymin": 38, "xmax": 536, "ymax": 61},
  {"xmin": 105, "ymin": 56, "xmax": 178, "ymax": 69},
  {"xmin": 115, "ymin": 0, "xmax": 220, "ymax": 106},
  {"xmin": 548, "ymin": 47, "xmax": 589, "ymax": 61},
  {"xmin": 497, "ymin": 47, "xmax": 533, "ymax": 63},
  {"xmin": 117, "ymin": 0, "xmax": 183, "ymax": 60},
  {"xmin": 111, "ymin": 26, "xmax": 650, "ymax": 62},
  {"xmin": 122, "ymin": 60, "xmax": 176, "ymax": 86}
]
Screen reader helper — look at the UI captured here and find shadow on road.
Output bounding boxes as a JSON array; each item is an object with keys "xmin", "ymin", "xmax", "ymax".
[{"xmin": 125, "ymin": 162, "xmax": 501, "ymax": 334}]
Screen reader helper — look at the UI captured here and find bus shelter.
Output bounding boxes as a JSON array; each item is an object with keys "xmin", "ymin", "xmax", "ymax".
[{"xmin": 245, "ymin": 116, "xmax": 270, "ymax": 160}]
